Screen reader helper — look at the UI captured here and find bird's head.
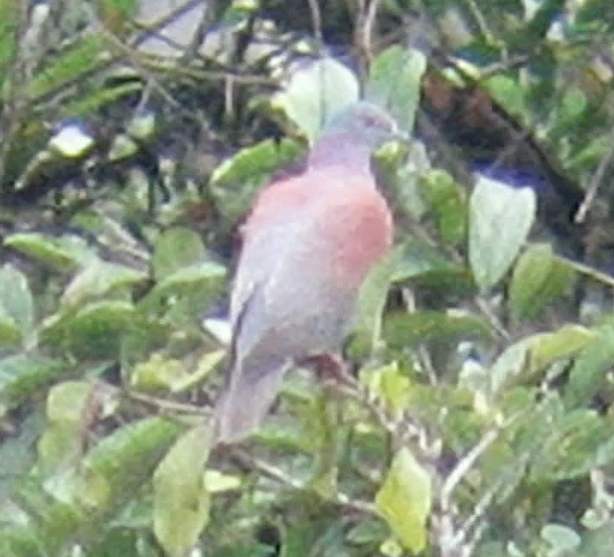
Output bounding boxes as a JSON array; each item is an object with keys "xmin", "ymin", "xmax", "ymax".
[{"xmin": 323, "ymin": 101, "xmax": 408, "ymax": 151}]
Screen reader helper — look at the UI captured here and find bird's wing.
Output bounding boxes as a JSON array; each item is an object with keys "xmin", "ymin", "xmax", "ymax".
[
  {"xmin": 213, "ymin": 283, "xmax": 291, "ymax": 444},
  {"xmin": 229, "ymin": 173, "xmax": 324, "ymax": 326},
  {"xmin": 213, "ymin": 214, "xmax": 307, "ymax": 444}
]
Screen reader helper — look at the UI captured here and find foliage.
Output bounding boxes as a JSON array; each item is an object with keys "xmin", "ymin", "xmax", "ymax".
[{"xmin": 1, "ymin": 1, "xmax": 614, "ymax": 556}]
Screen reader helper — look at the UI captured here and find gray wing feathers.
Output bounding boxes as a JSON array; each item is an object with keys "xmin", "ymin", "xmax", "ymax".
[
  {"xmin": 213, "ymin": 195, "xmax": 356, "ymax": 444},
  {"xmin": 233, "ymin": 218, "xmax": 353, "ymax": 361},
  {"xmin": 212, "ymin": 355, "xmax": 290, "ymax": 444}
]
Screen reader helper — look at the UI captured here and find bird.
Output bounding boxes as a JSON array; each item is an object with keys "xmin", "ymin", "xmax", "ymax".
[{"xmin": 212, "ymin": 101, "xmax": 403, "ymax": 445}]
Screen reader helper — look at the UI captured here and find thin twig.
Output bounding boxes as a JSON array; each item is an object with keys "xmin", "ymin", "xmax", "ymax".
[
  {"xmin": 124, "ymin": 389, "xmax": 211, "ymax": 416},
  {"xmin": 402, "ymin": 287, "xmax": 439, "ymax": 385},
  {"xmin": 480, "ymin": 53, "xmax": 530, "ymax": 78},
  {"xmin": 331, "ymin": 382, "xmax": 395, "ymax": 435},
  {"xmin": 440, "ymin": 428, "xmax": 498, "ymax": 511},
  {"xmin": 231, "ymin": 448, "xmax": 377, "ymax": 515},
  {"xmin": 575, "ymin": 124, "xmax": 614, "ymax": 223},
  {"xmin": 306, "ymin": 0, "xmax": 323, "ymax": 43},
  {"xmin": 362, "ymin": 0, "xmax": 383, "ymax": 62},
  {"xmin": 84, "ymin": 4, "xmax": 185, "ymax": 112},
  {"xmin": 556, "ymin": 253, "xmax": 614, "ymax": 289},
  {"xmin": 455, "ymin": 481, "xmax": 500, "ymax": 547},
  {"xmin": 463, "ymin": 0, "xmax": 507, "ymax": 58},
  {"xmin": 180, "ymin": 0, "xmax": 220, "ymax": 63}
]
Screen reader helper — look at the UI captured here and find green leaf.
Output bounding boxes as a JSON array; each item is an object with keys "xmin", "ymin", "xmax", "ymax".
[
  {"xmin": 87, "ymin": 527, "xmax": 153, "ymax": 557},
  {"xmin": 154, "ymin": 262, "xmax": 226, "ymax": 295},
  {"xmin": 84, "ymin": 417, "xmax": 184, "ymax": 505},
  {"xmin": 276, "ymin": 501, "xmax": 347, "ymax": 557},
  {"xmin": 169, "ymin": 349, "xmax": 225, "ymax": 392},
  {"xmin": 389, "ymin": 143, "xmax": 430, "ymax": 218},
  {"xmin": 346, "ymin": 519, "xmax": 389, "ymax": 545},
  {"xmin": 528, "ymin": 409, "xmax": 609, "ymax": 482},
  {"xmin": 529, "ymin": 325, "xmax": 594, "ymax": 374},
  {"xmin": 568, "ymin": 134, "xmax": 612, "ymax": 171},
  {"xmin": 541, "ymin": 524, "xmax": 581, "ymax": 553},
  {"xmin": 384, "ymin": 310, "xmax": 491, "ymax": 350},
  {"xmin": 0, "ymin": 265, "xmax": 34, "ymax": 344},
  {"xmin": 26, "ymin": 36, "xmax": 106, "ymax": 100},
  {"xmin": 291, "ymin": 387, "xmax": 337, "ymax": 456},
  {"xmin": 361, "ymin": 362, "xmax": 412, "ymax": 417},
  {"xmin": 210, "ymin": 138, "xmax": 302, "ymax": 187},
  {"xmin": 578, "ymin": 521, "xmax": 614, "ymax": 557},
  {"xmin": 0, "ymin": 0, "xmax": 19, "ymax": 79},
  {"xmin": 375, "ymin": 447, "xmax": 432, "ymax": 553},
  {"xmin": 139, "ymin": 261, "xmax": 227, "ymax": 324},
  {"xmin": 484, "ymin": 75, "xmax": 528, "ymax": 120},
  {"xmin": 130, "ymin": 354, "xmax": 187, "ymax": 391},
  {"xmin": 475, "ymin": 541, "xmax": 507, "ymax": 557},
  {"xmin": 46, "ymin": 381, "xmax": 93, "ymax": 424},
  {"xmin": 489, "ymin": 337, "xmax": 534, "ymax": 396},
  {"xmin": 38, "ymin": 381, "xmax": 94, "ymax": 475},
  {"xmin": 352, "ymin": 251, "xmax": 398, "ymax": 355},
  {"xmin": 62, "ymin": 259, "xmax": 148, "ymax": 307},
  {"xmin": 0, "ymin": 410, "xmax": 44, "ymax": 503},
  {"xmin": 380, "ymin": 537, "xmax": 404, "ymax": 557},
  {"xmin": 55, "ymin": 418, "xmax": 184, "ymax": 542},
  {"xmin": 119, "ymin": 314, "xmax": 173, "ymax": 371},
  {"xmin": 564, "ymin": 324, "xmax": 614, "ymax": 408},
  {"xmin": 391, "ymin": 241, "xmax": 460, "ymax": 282},
  {"xmin": 549, "ymin": 87, "xmax": 589, "ymax": 141},
  {"xmin": 153, "ymin": 425, "xmax": 211, "ymax": 557},
  {"xmin": 41, "ymin": 301, "xmax": 136, "ymax": 359},
  {"xmin": 37, "ymin": 422, "xmax": 84, "ymax": 476},
  {"xmin": 203, "ymin": 469, "xmax": 242, "ymax": 493},
  {"xmin": 48, "ymin": 125, "xmax": 95, "ymax": 159},
  {"xmin": 60, "ymin": 81, "xmax": 143, "ymax": 120},
  {"xmin": 126, "ymin": 107, "xmax": 156, "ymax": 140},
  {"xmin": 0, "ymin": 306, "xmax": 21, "ymax": 346},
  {"xmin": 366, "ymin": 46, "xmax": 427, "ymax": 132},
  {"xmin": 305, "ymin": 394, "xmax": 341, "ymax": 500},
  {"xmin": 0, "ymin": 418, "xmax": 183, "ymax": 556},
  {"xmin": 420, "ymin": 170, "xmax": 468, "ymax": 245},
  {"xmin": 0, "ymin": 355, "xmax": 69, "ymax": 413},
  {"xmin": 4, "ymin": 233, "xmax": 95, "ymax": 272},
  {"xmin": 210, "ymin": 138, "xmax": 303, "ymax": 222},
  {"xmin": 107, "ymin": 134, "xmax": 138, "ymax": 161},
  {"xmin": 469, "ymin": 176, "xmax": 536, "ymax": 290},
  {"xmin": 152, "ymin": 227, "xmax": 208, "ymax": 281},
  {"xmin": 509, "ymin": 243, "xmax": 575, "ymax": 321},
  {"xmin": 272, "ymin": 57, "xmax": 360, "ymax": 141}
]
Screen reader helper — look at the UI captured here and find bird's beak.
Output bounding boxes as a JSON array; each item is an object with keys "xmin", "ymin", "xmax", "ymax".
[
  {"xmin": 392, "ymin": 129, "xmax": 411, "ymax": 144},
  {"xmin": 386, "ymin": 118, "xmax": 411, "ymax": 144}
]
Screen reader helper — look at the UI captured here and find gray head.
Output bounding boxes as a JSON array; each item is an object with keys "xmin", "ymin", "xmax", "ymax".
[
  {"xmin": 323, "ymin": 101, "xmax": 404, "ymax": 148},
  {"xmin": 308, "ymin": 101, "xmax": 406, "ymax": 173}
]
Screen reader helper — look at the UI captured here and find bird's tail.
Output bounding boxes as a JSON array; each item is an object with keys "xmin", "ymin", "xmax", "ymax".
[{"xmin": 211, "ymin": 360, "xmax": 289, "ymax": 446}]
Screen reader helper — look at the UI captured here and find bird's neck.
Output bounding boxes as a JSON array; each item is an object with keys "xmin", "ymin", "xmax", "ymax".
[{"xmin": 307, "ymin": 133, "xmax": 374, "ymax": 177}]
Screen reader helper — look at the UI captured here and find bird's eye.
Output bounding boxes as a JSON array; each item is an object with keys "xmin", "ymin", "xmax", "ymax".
[{"xmin": 363, "ymin": 114, "xmax": 388, "ymax": 130}]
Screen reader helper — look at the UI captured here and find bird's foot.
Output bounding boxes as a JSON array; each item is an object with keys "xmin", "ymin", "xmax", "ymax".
[{"xmin": 305, "ymin": 353, "xmax": 358, "ymax": 389}]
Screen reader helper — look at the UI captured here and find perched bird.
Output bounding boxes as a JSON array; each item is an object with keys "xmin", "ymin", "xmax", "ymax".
[{"xmin": 212, "ymin": 101, "xmax": 402, "ymax": 445}]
